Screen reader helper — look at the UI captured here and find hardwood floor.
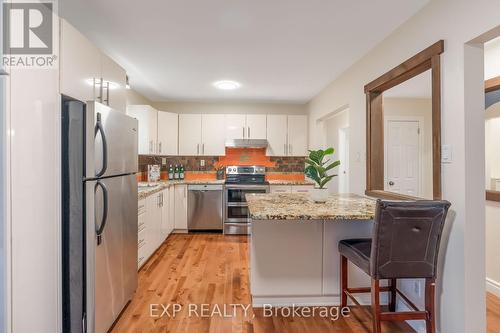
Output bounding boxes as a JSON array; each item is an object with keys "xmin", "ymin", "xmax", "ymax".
[
  {"xmin": 112, "ymin": 234, "xmax": 417, "ymax": 333},
  {"xmin": 488, "ymin": 293, "xmax": 500, "ymax": 333}
]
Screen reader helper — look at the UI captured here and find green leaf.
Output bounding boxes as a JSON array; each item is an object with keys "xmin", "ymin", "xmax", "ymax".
[
  {"xmin": 305, "ymin": 165, "xmax": 321, "ymax": 186},
  {"xmin": 320, "ymin": 175, "xmax": 337, "ymax": 188},
  {"xmin": 324, "ymin": 160, "xmax": 341, "ymax": 172},
  {"xmin": 308, "ymin": 150, "xmax": 324, "ymax": 164},
  {"xmin": 323, "ymin": 147, "xmax": 334, "ymax": 156}
]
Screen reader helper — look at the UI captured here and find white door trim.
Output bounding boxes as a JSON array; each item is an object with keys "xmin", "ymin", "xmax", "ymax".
[{"xmin": 384, "ymin": 115, "xmax": 425, "ymax": 197}]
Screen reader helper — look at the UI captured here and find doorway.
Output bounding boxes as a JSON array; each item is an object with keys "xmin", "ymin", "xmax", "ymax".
[
  {"xmin": 338, "ymin": 127, "xmax": 350, "ymax": 193},
  {"xmin": 384, "ymin": 117, "xmax": 423, "ymax": 197}
]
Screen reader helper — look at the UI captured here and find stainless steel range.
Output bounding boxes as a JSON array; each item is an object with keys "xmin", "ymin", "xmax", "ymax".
[{"xmin": 224, "ymin": 166, "xmax": 269, "ymax": 235}]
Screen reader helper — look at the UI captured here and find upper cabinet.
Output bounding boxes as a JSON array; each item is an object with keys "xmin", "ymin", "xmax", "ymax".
[
  {"xmin": 287, "ymin": 115, "xmax": 308, "ymax": 156},
  {"xmin": 100, "ymin": 53, "xmax": 127, "ymax": 112},
  {"xmin": 60, "ymin": 19, "xmax": 100, "ymax": 103},
  {"xmin": 179, "ymin": 114, "xmax": 202, "ymax": 155},
  {"xmin": 225, "ymin": 114, "xmax": 246, "ymax": 139},
  {"xmin": 267, "ymin": 115, "xmax": 308, "ymax": 156},
  {"xmin": 179, "ymin": 114, "xmax": 225, "ymax": 156},
  {"xmin": 225, "ymin": 114, "xmax": 266, "ymax": 139},
  {"xmin": 157, "ymin": 111, "xmax": 179, "ymax": 156},
  {"xmin": 202, "ymin": 114, "xmax": 226, "ymax": 156},
  {"xmin": 127, "ymin": 105, "xmax": 158, "ymax": 155},
  {"xmin": 60, "ymin": 20, "xmax": 127, "ymax": 112},
  {"xmin": 266, "ymin": 115, "xmax": 287, "ymax": 156},
  {"xmin": 128, "ymin": 105, "xmax": 179, "ymax": 155}
]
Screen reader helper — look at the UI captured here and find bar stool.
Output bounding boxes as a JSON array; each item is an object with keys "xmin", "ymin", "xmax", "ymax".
[{"xmin": 339, "ymin": 199, "xmax": 451, "ymax": 333}]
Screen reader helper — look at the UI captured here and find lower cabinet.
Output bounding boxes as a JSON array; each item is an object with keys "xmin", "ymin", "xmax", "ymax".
[
  {"xmin": 174, "ymin": 185, "xmax": 188, "ymax": 229},
  {"xmin": 137, "ymin": 184, "xmax": 188, "ymax": 269},
  {"xmin": 270, "ymin": 184, "xmax": 314, "ymax": 194}
]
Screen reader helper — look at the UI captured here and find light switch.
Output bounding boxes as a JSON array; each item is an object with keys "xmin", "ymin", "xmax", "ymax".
[
  {"xmin": 161, "ymin": 158, "xmax": 167, "ymax": 165},
  {"xmin": 442, "ymin": 145, "xmax": 452, "ymax": 163}
]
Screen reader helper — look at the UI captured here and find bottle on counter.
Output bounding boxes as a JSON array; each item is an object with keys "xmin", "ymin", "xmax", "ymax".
[
  {"xmin": 174, "ymin": 164, "xmax": 179, "ymax": 180},
  {"xmin": 179, "ymin": 164, "xmax": 185, "ymax": 180},
  {"xmin": 168, "ymin": 165, "xmax": 174, "ymax": 180}
]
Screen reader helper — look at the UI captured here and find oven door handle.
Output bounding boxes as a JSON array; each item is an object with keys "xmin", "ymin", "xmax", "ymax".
[
  {"xmin": 225, "ymin": 185, "xmax": 270, "ymax": 190},
  {"xmin": 226, "ymin": 202, "xmax": 248, "ymax": 207}
]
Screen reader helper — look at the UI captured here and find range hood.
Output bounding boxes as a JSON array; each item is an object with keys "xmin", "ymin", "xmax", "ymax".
[{"xmin": 225, "ymin": 139, "xmax": 268, "ymax": 149}]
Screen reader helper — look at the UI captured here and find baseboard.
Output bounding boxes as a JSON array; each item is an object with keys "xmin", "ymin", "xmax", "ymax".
[{"xmin": 487, "ymin": 277, "xmax": 500, "ymax": 297}]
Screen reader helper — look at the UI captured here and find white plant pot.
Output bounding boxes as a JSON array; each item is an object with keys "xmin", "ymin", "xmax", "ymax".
[{"xmin": 311, "ymin": 188, "xmax": 329, "ymax": 203}]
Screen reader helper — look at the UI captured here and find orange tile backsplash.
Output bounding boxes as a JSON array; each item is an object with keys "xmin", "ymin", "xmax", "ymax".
[{"xmin": 217, "ymin": 148, "xmax": 276, "ymax": 167}]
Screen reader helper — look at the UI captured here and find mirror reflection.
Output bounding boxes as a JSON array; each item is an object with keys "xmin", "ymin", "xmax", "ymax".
[{"xmin": 382, "ymin": 70, "xmax": 434, "ymax": 199}]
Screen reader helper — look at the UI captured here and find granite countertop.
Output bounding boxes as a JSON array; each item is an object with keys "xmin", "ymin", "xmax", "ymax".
[
  {"xmin": 245, "ymin": 193, "xmax": 376, "ymax": 221},
  {"xmin": 138, "ymin": 180, "xmax": 225, "ymax": 200}
]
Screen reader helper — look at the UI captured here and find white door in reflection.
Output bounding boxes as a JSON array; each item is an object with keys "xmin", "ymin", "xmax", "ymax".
[{"xmin": 385, "ymin": 118, "xmax": 422, "ymax": 196}]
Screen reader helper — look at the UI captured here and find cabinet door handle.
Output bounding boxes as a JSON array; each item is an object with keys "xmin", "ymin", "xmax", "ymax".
[
  {"xmin": 197, "ymin": 143, "xmax": 200, "ymax": 155},
  {"xmin": 289, "ymin": 144, "xmax": 292, "ymax": 155},
  {"xmin": 248, "ymin": 126, "xmax": 250, "ymax": 138},
  {"xmin": 284, "ymin": 143, "xmax": 287, "ymax": 155},
  {"xmin": 159, "ymin": 142, "xmax": 162, "ymax": 154},
  {"xmin": 99, "ymin": 78, "xmax": 104, "ymax": 104},
  {"xmin": 242, "ymin": 126, "xmax": 245, "ymax": 139},
  {"xmin": 103, "ymin": 81, "xmax": 110, "ymax": 106},
  {"xmin": 150, "ymin": 140, "xmax": 153, "ymax": 153},
  {"xmin": 202, "ymin": 143, "xmax": 205, "ymax": 155}
]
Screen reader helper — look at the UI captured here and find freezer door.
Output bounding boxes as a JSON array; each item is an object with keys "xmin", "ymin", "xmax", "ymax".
[
  {"xmin": 86, "ymin": 102, "xmax": 138, "ymax": 179},
  {"xmin": 91, "ymin": 174, "xmax": 138, "ymax": 333}
]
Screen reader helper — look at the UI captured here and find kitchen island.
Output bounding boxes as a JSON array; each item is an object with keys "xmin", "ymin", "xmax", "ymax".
[{"xmin": 246, "ymin": 193, "xmax": 377, "ymax": 307}]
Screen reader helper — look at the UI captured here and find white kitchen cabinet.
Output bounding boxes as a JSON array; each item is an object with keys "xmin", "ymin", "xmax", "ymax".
[
  {"xmin": 270, "ymin": 185, "xmax": 292, "ymax": 193},
  {"xmin": 101, "ymin": 53, "xmax": 127, "ymax": 112},
  {"xmin": 174, "ymin": 185, "xmax": 188, "ymax": 229},
  {"xmin": 60, "ymin": 19, "xmax": 127, "ymax": 112},
  {"xmin": 287, "ymin": 115, "xmax": 308, "ymax": 156},
  {"xmin": 160, "ymin": 189, "xmax": 171, "ymax": 240},
  {"xmin": 202, "ymin": 114, "xmax": 226, "ymax": 155},
  {"xmin": 179, "ymin": 114, "xmax": 202, "ymax": 155},
  {"xmin": 157, "ymin": 111, "xmax": 178, "ymax": 155},
  {"xmin": 266, "ymin": 115, "xmax": 287, "ymax": 156},
  {"xmin": 146, "ymin": 192, "xmax": 163, "ymax": 257},
  {"xmin": 246, "ymin": 114, "xmax": 267, "ymax": 139},
  {"xmin": 60, "ymin": 19, "xmax": 101, "ymax": 103},
  {"xmin": 137, "ymin": 199, "xmax": 148, "ymax": 268},
  {"xmin": 291, "ymin": 185, "xmax": 314, "ymax": 193},
  {"xmin": 225, "ymin": 114, "xmax": 246, "ymax": 139},
  {"xmin": 169, "ymin": 186, "xmax": 176, "ymax": 232},
  {"xmin": 127, "ymin": 105, "xmax": 158, "ymax": 155}
]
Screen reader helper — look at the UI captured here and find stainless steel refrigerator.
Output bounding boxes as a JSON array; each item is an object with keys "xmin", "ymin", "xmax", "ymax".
[{"xmin": 62, "ymin": 99, "xmax": 138, "ymax": 333}]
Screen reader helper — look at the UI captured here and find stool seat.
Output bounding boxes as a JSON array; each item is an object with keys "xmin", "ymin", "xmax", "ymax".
[{"xmin": 338, "ymin": 238, "xmax": 371, "ymax": 275}]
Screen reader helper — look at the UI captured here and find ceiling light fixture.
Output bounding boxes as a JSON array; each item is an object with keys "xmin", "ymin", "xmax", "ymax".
[{"xmin": 213, "ymin": 80, "xmax": 241, "ymax": 90}]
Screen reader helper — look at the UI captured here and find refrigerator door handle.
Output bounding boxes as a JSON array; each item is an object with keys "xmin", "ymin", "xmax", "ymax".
[
  {"xmin": 95, "ymin": 112, "xmax": 108, "ymax": 177},
  {"xmin": 95, "ymin": 181, "xmax": 109, "ymax": 245}
]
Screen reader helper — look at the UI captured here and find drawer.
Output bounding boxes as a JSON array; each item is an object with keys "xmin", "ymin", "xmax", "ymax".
[
  {"xmin": 270, "ymin": 185, "xmax": 292, "ymax": 193},
  {"xmin": 138, "ymin": 228, "xmax": 147, "ymax": 250},
  {"xmin": 138, "ymin": 214, "xmax": 146, "ymax": 233},
  {"xmin": 291, "ymin": 185, "xmax": 314, "ymax": 193},
  {"xmin": 138, "ymin": 199, "xmax": 146, "ymax": 215}
]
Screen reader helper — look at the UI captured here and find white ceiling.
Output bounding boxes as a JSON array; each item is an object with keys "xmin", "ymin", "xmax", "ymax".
[
  {"xmin": 384, "ymin": 70, "xmax": 432, "ymax": 99},
  {"xmin": 60, "ymin": 0, "xmax": 429, "ymax": 102}
]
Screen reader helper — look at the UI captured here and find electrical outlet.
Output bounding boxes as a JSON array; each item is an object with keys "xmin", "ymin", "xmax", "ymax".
[
  {"xmin": 162, "ymin": 158, "xmax": 167, "ymax": 165},
  {"xmin": 200, "ymin": 159, "xmax": 205, "ymax": 167}
]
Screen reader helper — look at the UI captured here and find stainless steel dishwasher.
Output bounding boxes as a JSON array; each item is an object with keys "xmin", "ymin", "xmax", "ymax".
[{"xmin": 187, "ymin": 184, "xmax": 224, "ymax": 231}]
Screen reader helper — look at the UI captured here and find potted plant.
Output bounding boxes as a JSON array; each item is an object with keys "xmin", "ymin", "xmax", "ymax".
[{"xmin": 305, "ymin": 148, "xmax": 340, "ymax": 203}]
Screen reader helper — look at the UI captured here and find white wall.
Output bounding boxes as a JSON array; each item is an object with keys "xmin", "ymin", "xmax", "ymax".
[
  {"xmin": 324, "ymin": 110, "xmax": 349, "ymax": 194},
  {"xmin": 152, "ymin": 100, "xmax": 307, "ymax": 115},
  {"xmin": 384, "ymin": 97, "xmax": 433, "ymax": 199},
  {"xmin": 308, "ymin": 0, "xmax": 500, "ymax": 331},
  {"xmin": 484, "ymin": 37, "xmax": 500, "ymax": 297}
]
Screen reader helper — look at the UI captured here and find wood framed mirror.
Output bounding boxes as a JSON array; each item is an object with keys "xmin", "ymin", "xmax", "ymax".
[
  {"xmin": 485, "ymin": 76, "xmax": 500, "ymax": 202},
  {"xmin": 365, "ymin": 41, "xmax": 444, "ymax": 200}
]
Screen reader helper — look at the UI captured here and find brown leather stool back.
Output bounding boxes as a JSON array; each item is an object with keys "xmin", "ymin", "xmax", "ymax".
[{"xmin": 370, "ymin": 200, "xmax": 451, "ymax": 280}]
